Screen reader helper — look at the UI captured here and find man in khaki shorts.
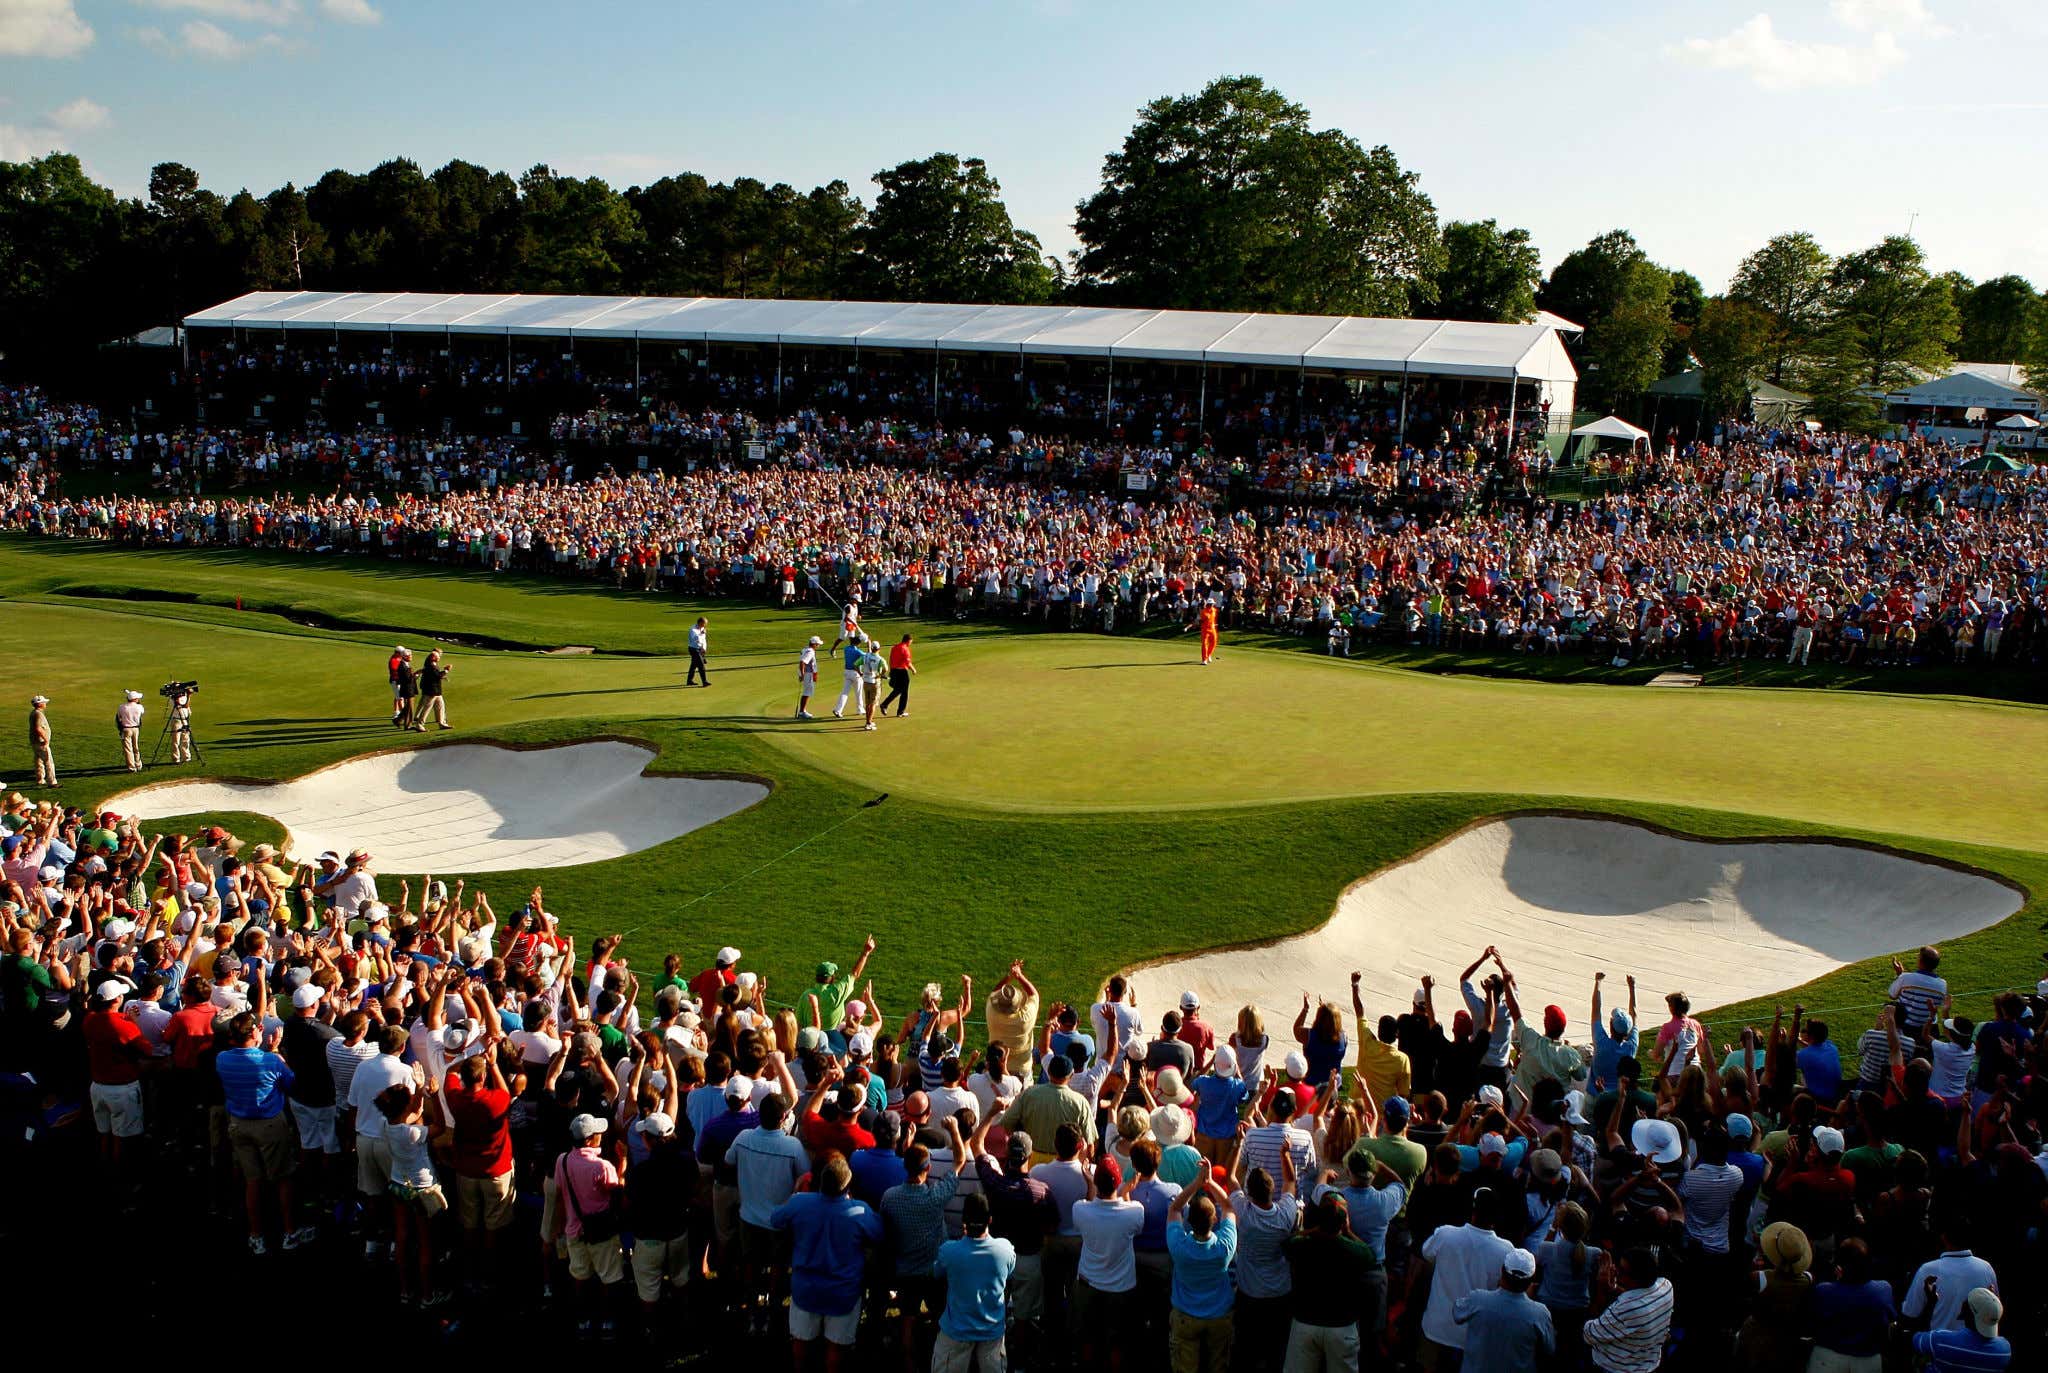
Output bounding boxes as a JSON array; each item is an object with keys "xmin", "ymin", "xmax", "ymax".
[
  {"xmin": 556, "ymin": 1113, "xmax": 626, "ymax": 1336},
  {"xmin": 627, "ymin": 1111, "xmax": 697, "ymax": 1320},
  {"xmin": 444, "ymin": 1045, "xmax": 518, "ymax": 1276}
]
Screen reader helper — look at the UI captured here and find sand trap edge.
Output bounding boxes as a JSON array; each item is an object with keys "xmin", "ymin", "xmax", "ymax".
[
  {"xmin": 94, "ymin": 732, "xmax": 776, "ymax": 867},
  {"xmin": 1117, "ymin": 807, "xmax": 2032, "ymax": 1015}
]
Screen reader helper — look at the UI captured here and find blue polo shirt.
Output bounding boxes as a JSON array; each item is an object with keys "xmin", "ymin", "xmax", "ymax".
[
  {"xmin": 770, "ymin": 1192, "xmax": 883, "ymax": 1317},
  {"xmin": 1914, "ymin": 1328, "xmax": 2012, "ymax": 1373},
  {"xmin": 935, "ymin": 1234, "xmax": 1017, "ymax": 1343},
  {"xmin": 216, "ymin": 1046, "xmax": 294, "ymax": 1120},
  {"xmin": 1166, "ymin": 1214, "xmax": 1238, "ymax": 1319},
  {"xmin": 1192, "ymin": 1073, "xmax": 1251, "ymax": 1139},
  {"xmin": 842, "ymin": 641, "xmax": 863, "ymax": 670}
]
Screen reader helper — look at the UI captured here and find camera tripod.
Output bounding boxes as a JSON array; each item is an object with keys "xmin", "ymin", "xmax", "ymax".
[{"xmin": 148, "ymin": 707, "xmax": 201, "ymax": 767}]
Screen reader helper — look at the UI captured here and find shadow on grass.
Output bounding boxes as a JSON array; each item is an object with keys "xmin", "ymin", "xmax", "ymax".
[{"xmin": 1055, "ymin": 661, "xmax": 1200, "ymax": 671}]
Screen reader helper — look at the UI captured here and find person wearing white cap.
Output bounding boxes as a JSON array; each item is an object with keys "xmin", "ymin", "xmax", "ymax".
[
  {"xmin": 1913, "ymin": 1286, "xmax": 2009, "ymax": 1372},
  {"xmin": 28, "ymin": 694, "xmax": 55, "ymax": 786},
  {"xmin": 796, "ymin": 635, "xmax": 822, "ymax": 718},
  {"xmin": 1453, "ymin": 1246, "xmax": 1555, "ymax": 1373},
  {"xmin": 1191, "ymin": 1044, "xmax": 1250, "ymax": 1166},
  {"xmin": 556, "ymin": 1111, "xmax": 626, "ymax": 1334},
  {"xmin": 115, "ymin": 690, "xmax": 146, "ymax": 772},
  {"xmin": 626, "ymin": 1109, "xmax": 695, "ymax": 1320},
  {"xmin": 279, "ymin": 979, "xmax": 343, "ymax": 1205},
  {"xmin": 83, "ymin": 978, "xmax": 149, "ymax": 1161},
  {"xmin": 690, "ymin": 945, "xmax": 743, "ymax": 1010}
]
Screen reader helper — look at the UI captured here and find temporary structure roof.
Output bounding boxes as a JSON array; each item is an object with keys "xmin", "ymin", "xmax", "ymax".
[
  {"xmin": 1645, "ymin": 370, "xmax": 1810, "ymax": 406},
  {"xmin": 1570, "ymin": 415, "xmax": 1650, "ymax": 441},
  {"xmin": 1888, "ymin": 368, "xmax": 2040, "ymax": 411},
  {"xmin": 184, "ymin": 291, "xmax": 1578, "ymax": 385}
]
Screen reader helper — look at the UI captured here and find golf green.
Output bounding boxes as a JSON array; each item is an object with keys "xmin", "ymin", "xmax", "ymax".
[{"xmin": 7, "ymin": 533, "xmax": 2044, "ymax": 1048}]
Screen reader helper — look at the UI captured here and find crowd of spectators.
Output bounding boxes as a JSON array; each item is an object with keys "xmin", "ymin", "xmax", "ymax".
[
  {"xmin": 6, "ymin": 375, "xmax": 2046, "ymax": 674},
  {"xmin": 3, "ymin": 795, "xmax": 2042, "ymax": 1370}
]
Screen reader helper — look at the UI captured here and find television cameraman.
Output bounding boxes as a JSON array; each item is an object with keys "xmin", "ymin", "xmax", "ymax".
[{"xmin": 163, "ymin": 682, "xmax": 197, "ymax": 764}]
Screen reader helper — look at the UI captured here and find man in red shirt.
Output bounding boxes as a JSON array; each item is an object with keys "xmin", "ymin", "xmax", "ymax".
[
  {"xmin": 878, "ymin": 634, "xmax": 918, "ymax": 717},
  {"xmin": 800, "ymin": 1068, "xmax": 875, "ymax": 1164},
  {"xmin": 84, "ymin": 981, "xmax": 150, "ymax": 1163},
  {"xmin": 690, "ymin": 946, "xmax": 740, "ymax": 1010},
  {"xmin": 446, "ymin": 1039, "xmax": 517, "ymax": 1280}
]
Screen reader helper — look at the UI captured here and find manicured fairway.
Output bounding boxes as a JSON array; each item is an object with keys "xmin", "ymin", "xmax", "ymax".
[{"xmin": 6, "ymin": 532, "xmax": 2045, "ymax": 1051}]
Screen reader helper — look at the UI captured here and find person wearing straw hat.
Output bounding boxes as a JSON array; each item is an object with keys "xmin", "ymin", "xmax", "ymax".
[
  {"xmin": 1738, "ymin": 1222, "xmax": 1816, "ymax": 1372},
  {"xmin": 115, "ymin": 690, "xmax": 146, "ymax": 772},
  {"xmin": 27, "ymin": 695, "xmax": 55, "ymax": 787}
]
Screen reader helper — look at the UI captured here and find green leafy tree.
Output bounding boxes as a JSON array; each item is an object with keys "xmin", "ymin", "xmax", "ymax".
[
  {"xmin": 512, "ymin": 165, "xmax": 642, "ymax": 294},
  {"xmin": 1690, "ymin": 297, "xmax": 1775, "ymax": 417},
  {"xmin": 1797, "ymin": 323, "xmax": 1885, "ymax": 433},
  {"xmin": 0, "ymin": 153, "xmax": 138, "ymax": 354},
  {"xmin": 1825, "ymin": 236, "xmax": 1961, "ymax": 390},
  {"xmin": 1432, "ymin": 219, "xmax": 1540, "ymax": 322},
  {"xmin": 857, "ymin": 153, "xmax": 1053, "ymax": 303},
  {"xmin": 429, "ymin": 160, "xmax": 521, "ymax": 290},
  {"xmin": 1954, "ymin": 273, "xmax": 2040, "ymax": 363},
  {"xmin": 1586, "ymin": 260, "xmax": 1673, "ymax": 406},
  {"xmin": 1535, "ymin": 229, "xmax": 1646, "ymax": 333},
  {"xmin": 1728, "ymin": 231, "xmax": 1833, "ymax": 384},
  {"xmin": 1073, "ymin": 75, "xmax": 1441, "ymax": 315}
]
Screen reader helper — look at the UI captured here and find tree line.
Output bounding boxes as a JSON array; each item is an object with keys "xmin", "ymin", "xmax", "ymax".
[{"xmin": 2, "ymin": 74, "xmax": 2042, "ymax": 424}]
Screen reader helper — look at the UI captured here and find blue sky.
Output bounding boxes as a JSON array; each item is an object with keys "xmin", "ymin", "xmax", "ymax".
[{"xmin": 4, "ymin": 0, "xmax": 2046, "ymax": 292}]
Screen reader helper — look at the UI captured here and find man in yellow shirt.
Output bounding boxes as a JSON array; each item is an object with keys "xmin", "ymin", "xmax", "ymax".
[{"xmin": 1350, "ymin": 971, "xmax": 1412, "ymax": 1103}]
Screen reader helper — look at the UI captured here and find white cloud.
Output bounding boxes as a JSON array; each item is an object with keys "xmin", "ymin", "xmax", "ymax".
[
  {"xmin": 0, "ymin": 0, "xmax": 95, "ymax": 57},
  {"xmin": 1675, "ymin": 13, "xmax": 1906, "ymax": 90},
  {"xmin": 47, "ymin": 95, "xmax": 109, "ymax": 131},
  {"xmin": 133, "ymin": 0, "xmax": 301, "ymax": 21},
  {"xmin": 0, "ymin": 93, "xmax": 111, "ymax": 161},
  {"xmin": 1830, "ymin": 0, "xmax": 1950, "ymax": 36},
  {"xmin": 137, "ymin": 18, "xmax": 296, "ymax": 59},
  {"xmin": 319, "ymin": 0, "xmax": 380, "ymax": 24}
]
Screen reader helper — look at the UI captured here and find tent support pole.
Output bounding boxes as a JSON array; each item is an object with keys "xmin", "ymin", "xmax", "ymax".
[
  {"xmin": 1398, "ymin": 367, "xmax": 1410, "ymax": 445},
  {"xmin": 777, "ymin": 341, "xmax": 784, "ymax": 413},
  {"xmin": 633, "ymin": 338, "xmax": 641, "ymax": 395},
  {"xmin": 1105, "ymin": 356, "xmax": 1114, "ymax": 419},
  {"xmin": 933, "ymin": 347, "xmax": 941, "ymax": 421},
  {"xmin": 1504, "ymin": 371, "xmax": 1519, "ymax": 461},
  {"xmin": 1197, "ymin": 363, "xmax": 1207, "ymax": 442}
]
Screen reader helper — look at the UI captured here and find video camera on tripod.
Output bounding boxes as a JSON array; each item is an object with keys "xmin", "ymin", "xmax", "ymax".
[{"xmin": 149, "ymin": 680, "xmax": 201, "ymax": 767}]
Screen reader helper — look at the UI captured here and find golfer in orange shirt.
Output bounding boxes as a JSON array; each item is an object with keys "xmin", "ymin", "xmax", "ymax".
[{"xmin": 1195, "ymin": 598, "xmax": 1219, "ymax": 665}]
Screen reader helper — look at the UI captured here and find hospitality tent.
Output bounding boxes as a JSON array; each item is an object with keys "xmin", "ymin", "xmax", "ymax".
[
  {"xmin": 183, "ymin": 290, "xmax": 1579, "ymax": 429},
  {"xmin": 1644, "ymin": 369, "xmax": 1809, "ymax": 425},
  {"xmin": 1566, "ymin": 414, "xmax": 1649, "ymax": 464}
]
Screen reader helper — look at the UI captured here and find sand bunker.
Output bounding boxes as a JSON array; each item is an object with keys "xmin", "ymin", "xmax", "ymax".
[
  {"xmin": 1130, "ymin": 815, "xmax": 2021, "ymax": 1030},
  {"xmin": 100, "ymin": 741, "xmax": 766, "ymax": 873}
]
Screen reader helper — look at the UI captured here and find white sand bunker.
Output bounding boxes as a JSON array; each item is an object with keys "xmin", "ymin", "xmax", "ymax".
[
  {"xmin": 1131, "ymin": 815, "xmax": 2021, "ymax": 1029},
  {"xmin": 101, "ymin": 741, "xmax": 766, "ymax": 873}
]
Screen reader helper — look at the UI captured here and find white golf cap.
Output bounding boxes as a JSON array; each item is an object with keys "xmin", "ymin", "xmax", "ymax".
[
  {"xmin": 1210, "ymin": 1045, "xmax": 1236, "ymax": 1077},
  {"xmin": 638, "ymin": 1112, "xmax": 676, "ymax": 1138},
  {"xmin": 716, "ymin": 946, "xmax": 741, "ymax": 965},
  {"xmin": 1283, "ymin": 1050, "xmax": 1308, "ymax": 1079},
  {"xmin": 1179, "ymin": 990, "xmax": 1201, "ymax": 1011},
  {"xmin": 569, "ymin": 1113, "xmax": 607, "ymax": 1140},
  {"xmin": 31, "ymin": 695, "xmax": 49, "ymax": 705},
  {"xmin": 735, "ymin": 971, "xmax": 757, "ymax": 990},
  {"xmin": 124, "ymin": 690, "xmax": 143, "ymax": 701},
  {"xmin": 1503, "ymin": 1248, "xmax": 1537, "ymax": 1279},
  {"xmin": 291, "ymin": 985, "xmax": 323, "ymax": 1009},
  {"xmin": 94, "ymin": 980, "xmax": 127, "ymax": 1002},
  {"xmin": 848, "ymin": 1031, "xmax": 874, "ymax": 1056},
  {"xmin": 807, "ymin": 636, "xmax": 822, "ymax": 646},
  {"xmin": 723, "ymin": 1073, "xmax": 755, "ymax": 1101}
]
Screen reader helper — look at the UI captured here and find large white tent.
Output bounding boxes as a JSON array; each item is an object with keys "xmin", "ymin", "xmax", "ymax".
[{"xmin": 184, "ymin": 290, "xmax": 1579, "ymax": 424}]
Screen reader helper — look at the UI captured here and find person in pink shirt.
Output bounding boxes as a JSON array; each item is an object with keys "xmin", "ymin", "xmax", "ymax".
[{"xmin": 1655, "ymin": 992, "xmax": 1706, "ymax": 1079}]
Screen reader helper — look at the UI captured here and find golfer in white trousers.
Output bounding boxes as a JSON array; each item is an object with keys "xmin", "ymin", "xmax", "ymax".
[{"xmin": 832, "ymin": 635, "xmax": 866, "ymax": 718}]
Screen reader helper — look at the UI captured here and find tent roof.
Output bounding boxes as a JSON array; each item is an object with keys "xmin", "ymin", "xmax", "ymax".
[
  {"xmin": 1570, "ymin": 414, "xmax": 1650, "ymax": 441},
  {"xmin": 1644, "ymin": 370, "xmax": 1809, "ymax": 404},
  {"xmin": 1890, "ymin": 367, "xmax": 2040, "ymax": 410},
  {"xmin": 183, "ymin": 291, "xmax": 1577, "ymax": 384}
]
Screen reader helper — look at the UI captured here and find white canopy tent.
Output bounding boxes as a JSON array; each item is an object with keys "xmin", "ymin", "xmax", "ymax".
[
  {"xmin": 1570, "ymin": 415, "xmax": 1649, "ymax": 441},
  {"xmin": 183, "ymin": 290, "xmax": 1579, "ymax": 429},
  {"xmin": 1994, "ymin": 413, "xmax": 2041, "ymax": 430}
]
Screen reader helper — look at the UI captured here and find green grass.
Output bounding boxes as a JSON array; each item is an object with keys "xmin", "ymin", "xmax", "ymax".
[{"xmin": 6, "ymin": 531, "xmax": 2043, "ymax": 1049}]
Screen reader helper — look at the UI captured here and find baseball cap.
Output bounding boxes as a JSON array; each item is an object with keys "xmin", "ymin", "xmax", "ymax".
[
  {"xmin": 1477, "ymin": 1084, "xmax": 1505, "ymax": 1108},
  {"xmin": 715, "ymin": 946, "xmax": 741, "ymax": 966},
  {"xmin": 93, "ymin": 980, "xmax": 127, "ymax": 1003},
  {"xmin": 1529, "ymin": 1148, "xmax": 1563, "ymax": 1181},
  {"xmin": 1383, "ymin": 1095, "xmax": 1412, "ymax": 1127},
  {"xmin": 1123, "ymin": 1038, "xmax": 1147, "ymax": 1063},
  {"xmin": 1210, "ymin": 1045, "xmax": 1236, "ymax": 1078},
  {"xmin": 291, "ymin": 985, "xmax": 323, "ymax": 1010},
  {"xmin": 569, "ymin": 1113, "xmax": 606, "ymax": 1140},
  {"xmin": 638, "ymin": 1112, "xmax": 676, "ymax": 1139},
  {"xmin": 1005, "ymin": 1130, "xmax": 1032, "ymax": 1163},
  {"xmin": 1283, "ymin": 1050, "xmax": 1308, "ymax": 1079},
  {"xmin": 1563, "ymin": 1091, "xmax": 1592, "ymax": 1127},
  {"xmin": 814, "ymin": 960, "xmax": 839, "ymax": 980},
  {"xmin": 1412, "ymin": 986, "xmax": 1428, "ymax": 1006},
  {"xmin": 1724, "ymin": 1112, "xmax": 1754, "ymax": 1140},
  {"xmin": 723, "ymin": 1073, "xmax": 755, "ymax": 1101},
  {"xmin": 1812, "ymin": 1125, "xmax": 1846, "ymax": 1156},
  {"xmin": 1478, "ymin": 1132, "xmax": 1508, "ymax": 1158},
  {"xmin": 807, "ymin": 636, "xmax": 822, "ymax": 646},
  {"xmin": 1502, "ymin": 1248, "xmax": 1538, "ymax": 1280},
  {"xmin": 124, "ymin": 690, "xmax": 143, "ymax": 702},
  {"xmin": 1179, "ymin": 990, "xmax": 1201, "ymax": 1011},
  {"xmin": 796, "ymin": 1026, "xmax": 828, "ymax": 1054},
  {"xmin": 847, "ymin": 1031, "xmax": 874, "ymax": 1057},
  {"xmin": 1966, "ymin": 1287, "xmax": 2002, "ymax": 1334},
  {"xmin": 30, "ymin": 695, "xmax": 48, "ymax": 706}
]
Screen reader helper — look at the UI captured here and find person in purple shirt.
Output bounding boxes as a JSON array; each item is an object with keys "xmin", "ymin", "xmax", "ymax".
[{"xmin": 770, "ymin": 1152, "xmax": 884, "ymax": 1370}]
